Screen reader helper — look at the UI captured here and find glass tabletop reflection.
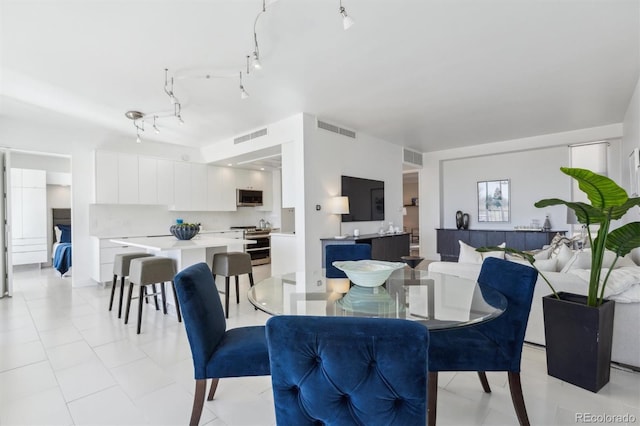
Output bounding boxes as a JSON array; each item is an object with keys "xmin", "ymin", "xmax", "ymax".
[{"xmin": 248, "ymin": 268, "xmax": 507, "ymax": 330}]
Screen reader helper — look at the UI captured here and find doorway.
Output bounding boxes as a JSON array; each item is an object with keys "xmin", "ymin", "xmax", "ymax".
[
  {"xmin": 403, "ymin": 171, "xmax": 419, "ymax": 256},
  {"xmin": 4, "ymin": 150, "xmax": 71, "ymax": 297}
]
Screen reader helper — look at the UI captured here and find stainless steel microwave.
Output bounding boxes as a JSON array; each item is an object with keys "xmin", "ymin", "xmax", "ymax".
[{"xmin": 236, "ymin": 189, "xmax": 263, "ymax": 206}]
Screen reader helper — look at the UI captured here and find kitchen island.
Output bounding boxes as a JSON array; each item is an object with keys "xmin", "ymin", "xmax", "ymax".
[{"xmin": 110, "ymin": 235, "xmax": 256, "ymax": 271}]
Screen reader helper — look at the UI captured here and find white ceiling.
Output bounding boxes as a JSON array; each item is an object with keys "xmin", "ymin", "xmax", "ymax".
[{"xmin": 2, "ymin": 0, "xmax": 639, "ymax": 154}]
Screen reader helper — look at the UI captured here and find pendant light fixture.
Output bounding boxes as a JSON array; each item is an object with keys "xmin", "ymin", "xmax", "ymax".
[
  {"xmin": 239, "ymin": 71, "xmax": 249, "ymax": 99},
  {"xmin": 339, "ymin": 0, "xmax": 354, "ymax": 30}
]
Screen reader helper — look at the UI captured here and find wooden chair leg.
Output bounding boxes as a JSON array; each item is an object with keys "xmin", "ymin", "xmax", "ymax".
[
  {"xmin": 109, "ymin": 274, "xmax": 117, "ymax": 311},
  {"xmin": 124, "ymin": 282, "xmax": 135, "ymax": 324},
  {"xmin": 190, "ymin": 379, "xmax": 207, "ymax": 426},
  {"xmin": 171, "ymin": 281, "xmax": 182, "ymax": 322},
  {"xmin": 235, "ymin": 276, "xmax": 240, "ymax": 304},
  {"xmin": 207, "ymin": 378, "xmax": 220, "ymax": 401},
  {"xmin": 508, "ymin": 372, "xmax": 530, "ymax": 426},
  {"xmin": 118, "ymin": 276, "xmax": 126, "ymax": 318},
  {"xmin": 249, "ymin": 273, "xmax": 257, "ymax": 310},
  {"xmin": 224, "ymin": 277, "xmax": 230, "ymax": 319},
  {"xmin": 478, "ymin": 371, "xmax": 492, "ymax": 393},
  {"xmin": 160, "ymin": 282, "xmax": 168, "ymax": 314},
  {"xmin": 428, "ymin": 371, "xmax": 438, "ymax": 426},
  {"xmin": 137, "ymin": 285, "xmax": 144, "ymax": 334}
]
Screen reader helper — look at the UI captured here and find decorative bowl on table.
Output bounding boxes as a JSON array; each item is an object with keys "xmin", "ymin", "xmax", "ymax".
[
  {"xmin": 332, "ymin": 260, "xmax": 406, "ymax": 287},
  {"xmin": 170, "ymin": 223, "xmax": 200, "ymax": 240}
]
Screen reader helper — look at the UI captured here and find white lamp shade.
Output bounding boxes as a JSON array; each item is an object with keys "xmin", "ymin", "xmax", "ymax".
[{"xmin": 331, "ymin": 196, "xmax": 350, "ymax": 214}]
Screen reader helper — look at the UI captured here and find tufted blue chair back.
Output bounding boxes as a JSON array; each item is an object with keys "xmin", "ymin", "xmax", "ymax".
[
  {"xmin": 266, "ymin": 315, "xmax": 429, "ymax": 426},
  {"xmin": 325, "ymin": 243, "xmax": 372, "ymax": 278},
  {"xmin": 174, "ymin": 262, "xmax": 227, "ymax": 379}
]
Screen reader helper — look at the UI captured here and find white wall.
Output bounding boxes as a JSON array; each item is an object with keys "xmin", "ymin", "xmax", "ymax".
[
  {"xmin": 302, "ymin": 113, "xmax": 404, "ymax": 274},
  {"xmin": 421, "ymin": 123, "xmax": 625, "ymax": 261},
  {"xmin": 622, "ymin": 76, "xmax": 640, "ymax": 223}
]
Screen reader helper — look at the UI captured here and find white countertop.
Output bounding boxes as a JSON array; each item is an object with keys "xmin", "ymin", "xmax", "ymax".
[
  {"xmin": 92, "ymin": 229, "xmax": 243, "ymax": 239},
  {"xmin": 110, "ymin": 235, "xmax": 256, "ymax": 251},
  {"xmin": 270, "ymin": 232, "xmax": 296, "ymax": 237}
]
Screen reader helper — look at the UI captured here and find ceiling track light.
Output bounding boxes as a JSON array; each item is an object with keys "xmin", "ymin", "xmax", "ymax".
[
  {"xmin": 250, "ymin": 0, "xmax": 266, "ymax": 70},
  {"xmin": 164, "ymin": 68, "xmax": 180, "ymax": 105},
  {"xmin": 339, "ymin": 0, "xmax": 354, "ymax": 30},
  {"xmin": 239, "ymin": 71, "xmax": 249, "ymax": 99}
]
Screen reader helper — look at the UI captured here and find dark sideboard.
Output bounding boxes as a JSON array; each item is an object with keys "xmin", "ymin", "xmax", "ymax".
[
  {"xmin": 436, "ymin": 228, "xmax": 566, "ymax": 262},
  {"xmin": 320, "ymin": 233, "xmax": 411, "ymax": 266}
]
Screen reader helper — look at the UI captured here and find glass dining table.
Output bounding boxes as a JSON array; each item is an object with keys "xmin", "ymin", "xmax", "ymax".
[{"xmin": 248, "ymin": 267, "xmax": 507, "ymax": 330}]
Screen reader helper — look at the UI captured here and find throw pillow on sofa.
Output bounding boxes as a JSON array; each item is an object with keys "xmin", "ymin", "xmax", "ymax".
[
  {"xmin": 560, "ymin": 249, "xmax": 638, "ymax": 273},
  {"xmin": 458, "ymin": 240, "xmax": 505, "ymax": 264}
]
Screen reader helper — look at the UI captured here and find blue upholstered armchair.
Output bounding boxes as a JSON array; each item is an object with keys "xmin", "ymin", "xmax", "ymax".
[
  {"xmin": 325, "ymin": 243, "xmax": 372, "ymax": 278},
  {"xmin": 266, "ymin": 315, "xmax": 429, "ymax": 426},
  {"xmin": 428, "ymin": 257, "xmax": 538, "ymax": 426},
  {"xmin": 174, "ymin": 262, "xmax": 271, "ymax": 426}
]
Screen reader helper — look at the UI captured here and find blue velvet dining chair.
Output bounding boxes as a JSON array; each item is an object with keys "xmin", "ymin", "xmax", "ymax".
[
  {"xmin": 427, "ymin": 257, "xmax": 538, "ymax": 426},
  {"xmin": 325, "ymin": 243, "xmax": 372, "ymax": 278},
  {"xmin": 266, "ymin": 315, "xmax": 430, "ymax": 426},
  {"xmin": 173, "ymin": 262, "xmax": 271, "ymax": 426}
]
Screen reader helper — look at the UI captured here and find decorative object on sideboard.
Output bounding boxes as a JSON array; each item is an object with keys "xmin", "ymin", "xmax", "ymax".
[
  {"xmin": 455, "ymin": 210, "xmax": 463, "ymax": 229},
  {"xmin": 462, "ymin": 213, "xmax": 470, "ymax": 230},
  {"xmin": 170, "ymin": 223, "xmax": 200, "ymax": 240},
  {"xmin": 543, "ymin": 214, "xmax": 552, "ymax": 231}
]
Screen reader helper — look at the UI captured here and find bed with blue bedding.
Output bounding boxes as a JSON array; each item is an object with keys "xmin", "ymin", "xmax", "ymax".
[{"xmin": 52, "ymin": 208, "xmax": 72, "ymax": 276}]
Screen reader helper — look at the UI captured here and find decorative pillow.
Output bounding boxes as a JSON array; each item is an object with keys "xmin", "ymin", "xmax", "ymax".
[
  {"xmin": 560, "ymin": 250, "xmax": 591, "ymax": 273},
  {"xmin": 555, "ymin": 244, "xmax": 575, "ymax": 271},
  {"xmin": 533, "ymin": 258, "xmax": 557, "ymax": 272},
  {"xmin": 54, "ymin": 226, "xmax": 62, "ymax": 243},
  {"xmin": 458, "ymin": 240, "xmax": 482, "ymax": 264},
  {"xmin": 481, "ymin": 242, "xmax": 506, "ymax": 260},
  {"xmin": 57, "ymin": 224, "xmax": 71, "ymax": 243},
  {"xmin": 603, "ymin": 251, "xmax": 637, "ymax": 269},
  {"xmin": 533, "ymin": 246, "xmax": 554, "ymax": 260}
]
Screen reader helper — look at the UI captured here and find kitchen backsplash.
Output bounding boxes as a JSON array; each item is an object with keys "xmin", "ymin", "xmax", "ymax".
[{"xmin": 89, "ymin": 204, "xmax": 281, "ymax": 237}]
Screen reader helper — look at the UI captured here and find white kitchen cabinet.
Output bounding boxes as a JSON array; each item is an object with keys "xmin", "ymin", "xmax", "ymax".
[
  {"xmin": 118, "ymin": 153, "xmax": 139, "ymax": 204},
  {"xmin": 138, "ymin": 157, "xmax": 158, "ymax": 205},
  {"xmin": 11, "ymin": 168, "xmax": 47, "ymax": 265},
  {"xmin": 190, "ymin": 164, "xmax": 208, "ymax": 211},
  {"xmin": 281, "ymin": 141, "xmax": 296, "ymax": 208},
  {"xmin": 95, "ymin": 151, "xmax": 119, "ymax": 203},
  {"xmin": 206, "ymin": 166, "xmax": 237, "ymax": 211},
  {"xmin": 91, "ymin": 237, "xmax": 143, "ymax": 284},
  {"xmin": 173, "ymin": 162, "xmax": 191, "ymax": 209},
  {"xmin": 156, "ymin": 159, "xmax": 175, "ymax": 205},
  {"xmin": 256, "ymin": 170, "xmax": 273, "ymax": 212}
]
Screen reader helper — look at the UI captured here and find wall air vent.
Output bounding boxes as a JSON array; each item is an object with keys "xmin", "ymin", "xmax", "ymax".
[
  {"xmin": 317, "ymin": 120, "xmax": 356, "ymax": 139},
  {"xmin": 234, "ymin": 127, "xmax": 268, "ymax": 144},
  {"xmin": 403, "ymin": 148, "xmax": 423, "ymax": 166}
]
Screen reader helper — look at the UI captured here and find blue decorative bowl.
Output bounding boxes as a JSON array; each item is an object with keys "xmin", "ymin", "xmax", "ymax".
[{"xmin": 170, "ymin": 224, "xmax": 199, "ymax": 240}]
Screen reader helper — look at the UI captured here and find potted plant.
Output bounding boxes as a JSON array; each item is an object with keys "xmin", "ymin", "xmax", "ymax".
[{"xmin": 481, "ymin": 167, "xmax": 640, "ymax": 392}]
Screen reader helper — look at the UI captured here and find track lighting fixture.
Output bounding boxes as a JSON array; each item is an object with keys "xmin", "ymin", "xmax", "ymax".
[
  {"xmin": 239, "ymin": 71, "xmax": 249, "ymax": 99},
  {"xmin": 164, "ymin": 68, "xmax": 180, "ymax": 105},
  {"xmin": 250, "ymin": 0, "xmax": 266, "ymax": 70},
  {"xmin": 339, "ymin": 0, "xmax": 354, "ymax": 30}
]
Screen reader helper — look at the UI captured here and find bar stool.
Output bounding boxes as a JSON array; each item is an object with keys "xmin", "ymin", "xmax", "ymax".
[
  {"xmin": 212, "ymin": 252, "xmax": 254, "ymax": 318},
  {"xmin": 124, "ymin": 256, "xmax": 182, "ymax": 334},
  {"xmin": 109, "ymin": 253, "xmax": 154, "ymax": 318}
]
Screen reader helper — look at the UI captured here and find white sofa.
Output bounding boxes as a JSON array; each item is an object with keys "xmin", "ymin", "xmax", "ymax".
[{"xmin": 428, "ymin": 246, "xmax": 640, "ymax": 370}]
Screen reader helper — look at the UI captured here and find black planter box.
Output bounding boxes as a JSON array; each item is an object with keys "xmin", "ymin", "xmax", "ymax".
[{"xmin": 543, "ymin": 292, "xmax": 615, "ymax": 392}]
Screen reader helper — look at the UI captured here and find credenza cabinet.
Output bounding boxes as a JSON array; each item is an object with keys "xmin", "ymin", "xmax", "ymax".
[
  {"xmin": 436, "ymin": 228, "xmax": 565, "ymax": 262},
  {"xmin": 320, "ymin": 233, "xmax": 411, "ymax": 266}
]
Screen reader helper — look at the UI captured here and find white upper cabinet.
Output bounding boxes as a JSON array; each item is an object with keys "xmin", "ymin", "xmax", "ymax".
[
  {"xmin": 256, "ymin": 170, "xmax": 273, "ymax": 212},
  {"xmin": 173, "ymin": 162, "xmax": 191, "ymax": 210},
  {"xmin": 207, "ymin": 166, "xmax": 237, "ymax": 211},
  {"xmin": 117, "ymin": 153, "xmax": 139, "ymax": 204},
  {"xmin": 95, "ymin": 151, "xmax": 119, "ymax": 204},
  {"xmin": 138, "ymin": 156, "xmax": 158, "ymax": 205},
  {"xmin": 190, "ymin": 164, "xmax": 208, "ymax": 211},
  {"xmin": 156, "ymin": 159, "xmax": 175, "ymax": 205}
]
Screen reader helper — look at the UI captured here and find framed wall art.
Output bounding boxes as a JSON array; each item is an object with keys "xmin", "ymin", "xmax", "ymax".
[{"xmin": 478, "ymin": 179, "xmax": 510, "ymax": 222}]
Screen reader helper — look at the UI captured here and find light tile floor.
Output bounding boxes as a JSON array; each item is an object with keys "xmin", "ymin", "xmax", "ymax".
[{"xmin": 1, "ymin": 264, "xmax": 638, "ymax": 426}]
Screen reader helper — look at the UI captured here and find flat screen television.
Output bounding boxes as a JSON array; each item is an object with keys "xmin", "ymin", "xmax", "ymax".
[{"xmin": 341, "ymin": 175, "xmax": 385, "ymax": 222}]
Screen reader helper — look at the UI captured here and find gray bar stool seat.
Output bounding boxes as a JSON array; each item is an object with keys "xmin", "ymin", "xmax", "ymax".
[
  {"xmin": 124, "ymin": 256, "xmax": 182, "ymax": 334},
  {"xmin": 109, "ymin": 253, "xmax": 154, "ymax": 318},
  {"xmin": 212, "ymin": 252, "xmax": 255, "ymax": 318}
]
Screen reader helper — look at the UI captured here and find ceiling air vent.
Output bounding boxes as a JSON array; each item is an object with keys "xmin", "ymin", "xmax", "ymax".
[
  {"xmin": 317, "ymin": 120, "xmax": 356, "ymax": 139},
  {"xmin": 403, "ymin": 148, "xmax": 423, "ymax": 166},
  {"xmin": 234, "ymin": 127, "xmax": 268, "ymax": 144}
]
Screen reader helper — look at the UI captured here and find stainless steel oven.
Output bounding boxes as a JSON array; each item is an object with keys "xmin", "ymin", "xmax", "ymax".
[{"xmin": 231, "ymin": 226, "xmax": 271, "ymax": 265}]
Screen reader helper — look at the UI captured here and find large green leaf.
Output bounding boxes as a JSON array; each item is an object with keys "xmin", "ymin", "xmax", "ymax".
[
  {"xmin": 534, "ymin": 199, "xmax": 606, "ymax": 225},
  {"xmin": 606, "ymin": 222, "xmax": 640, "ymax": 257},
  {"xmin": 560, "ymin": 167, "xmax": 628, "ymax": 209},
  {"xmin": 609, "ymin": 197, "xmax": 640, "ymax": 220}
]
